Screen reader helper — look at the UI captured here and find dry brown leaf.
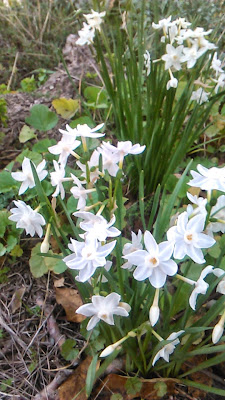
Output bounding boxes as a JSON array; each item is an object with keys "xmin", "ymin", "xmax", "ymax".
[
  {"xmin": 93, "ymin": 374, "xmax": 178, "ymax": 400},
  {"xmin": 55, "ymin": 287, "xmax": 85, "ymax": 322},
  {"xmin": 187, "ymin": 186, "xmax": 201, "ymax": 197},
  {"xmin": 182, "ymin": 355, "xmax": 213, "ymax": 398},
  {"xmin": 10, "ymin": 287, "xmax": 26, "ymax": 313},
  {"xmin": 58, "ymin": 356, "xmax": 92, "ymax": 400},
  {"xmin": 54, "ymin": 277, "xmax": 65, "ymax": 288}
]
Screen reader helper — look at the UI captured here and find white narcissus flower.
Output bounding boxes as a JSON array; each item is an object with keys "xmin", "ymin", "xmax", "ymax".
[
  {"xmin": 77, "ymin": 149, "xmax": 100, "ymax": 183},
  {"xmin": 190, "ymin": 88, "xmax": 209, "ymax": 104},
  {"xmin": 167, "ymin": 212, "xmax": 215, "ymax": 264},
  {"xmin": 74, "ymin": 211, "xmax": 121, "ymax": 242},
  {"xmin": 11, "ymin": 157, "xmax": 47, "ymax": 195},
  {"xmin": 161, "ymin": 44, "xmax": 184, "ymax": 71},
  {"xmin": 123, "ymin": 231, "xmax": 177, "ymax": 288},
  {"xmin": 48, "ymin": 135, "xmax": 81, "ymax": 167},
  {"xmin": 97, "ymin": 145, "xmax": 120, "ymax": 177},
  {"xmin": 101, "ymin": 141, "xmax": 146, "ymax": 158},
  {"xmin": 76, "ymin": 22, "xmax": 95, "ymax": 46},
  {"xmin": 50, "ymin": 160, "xmax": 67, "ymax": 199},
  {"xmin": 214, "ymin": 73, "xmax": 225, "ymax": 94},
  {"xmin": 70, "ymin": 174, "xmax": 95, "ymax": 210},
  {"xmin": 76, "ymin": 292, "xmax": 130, "ymax": 330},
  {"xmin": 152, "ymin": 16, "xmax": 173, "ymax": 34},
  {"xmin": 84, "ymin": 9, "xmax": 106, "ymax": 31},
  {"xmin": 152, "ymin": 330, "xmax": 184, "ymax": 366},
  {"xmin": 189, "ymin": 265, "xmax": 214, "ymax": 310},
  {"xmin": 186, "ymin": 192, "xmax": 207, "ymax": 217},
  {"xmin": 181, "ymin": 43, "xmax": 206, "ymax": 69},
  {"xmin": 122, "ymin": 230, "xmax": 143, "ymax": 270},
  {"xmin": 211, "ymin": 52, "xmax": 224, "ymax": 77},
  {"xmin": 9, "ymin": 200, "xmax": 45, "ymax": 237},
  {"xmin": 60, "ymin": 123, "xmax": 105, "ymax": 139},
  {"xmin": 63, "ymin": 238, "xmax": 116, "ymax": 282},
  {"xmin": 188, "ymin": 164, "xmax": 225, "ymax": 192}
]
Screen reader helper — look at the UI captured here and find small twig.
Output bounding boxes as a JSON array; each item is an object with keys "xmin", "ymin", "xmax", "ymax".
[
  {"xmin": 33, "ymin": 369, "xmax": 72, "ymax": 400},
  {"xmin": 0, "ymin": 313, "xmax": 30, "ymax": 354},
  {"xmin": 7, "ymin": 51, "xmax": 19, "ymax": 91}
]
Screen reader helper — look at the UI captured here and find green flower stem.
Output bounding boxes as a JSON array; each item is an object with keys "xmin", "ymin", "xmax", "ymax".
[{"xmin": 58, "ymin": 197, "xmax": 80, "ymax": 240}]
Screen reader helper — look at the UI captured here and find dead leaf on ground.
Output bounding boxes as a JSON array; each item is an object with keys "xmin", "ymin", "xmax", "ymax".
[
  {"xmin": 55, "ymin": 287, "xmax": 85, "ymax": 322},
  {"xmin": 93, "ymin": 374, "xmax": 178, "ymax": 400},
  {"xmin": 10, "ymin": 287, "xmax": 26, "ymax": 313},
  {"xmin": 58, "ymin": 356, "xmax": 92, "ymax": 400},
  {"xmin": 182, "ymin": 355, "xmax": 213, "ymax": 398},
  {"xmin": 54, "ymin": 277, "xmax": 65, "ymax": 288}
]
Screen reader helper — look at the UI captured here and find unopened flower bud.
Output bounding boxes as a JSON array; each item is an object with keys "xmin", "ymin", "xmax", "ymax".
[
  {"xmin": 40, "ymin": 240, "xmax": 50, "ymax": 254},
  {"xmin": 149, "ymin": 305, "xmax": 160, "ymax": 326},
  {"xmin": 212, "ymin": 323, "xmax": 224, "ymax": 344},
  {"xmin": 100, "ymin": 343, "xmax": 118, "ymax": 358}
]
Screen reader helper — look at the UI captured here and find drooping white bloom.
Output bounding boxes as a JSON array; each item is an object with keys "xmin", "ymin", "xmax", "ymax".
[
  {"xmin": 74, "ymin": 211, "xmax": 121, "ymax": 241},
  {"xmin": 162, "ymin": 44, "xmax": 184, "ymax": 71},
  {"xmin": 152, "ymin": 331, "xmax": 184, "ymax": 366},
  {"xmin": 190, "ymin": 88, "xmax": 209, "ymax": 104},
  {"xmin": 123, "ymin": 231, "xmax": 177, "ymax": 288},
  {"xmin": 63, "ymin": 237, "xmax": 116, "ymax": 282},
  {"xmin": 189, "ymin": 265, "xmax": 214, "ymax": 310},
  {"xmin": 76, "ymin": 292, "xmax": 130, "ymax": 331},
  {"xmin": 166, "ymin": 69, "xmax": 178, "ymax": 90},
  {"xmin": 167, "ymin": 212, "xmax": 215, "ymax": 264},
  {"xmin": 188, "ymin": 164, "xmax": 225, "ymax": 192},
  {"xmin": 9, "ymin": 200, "xmax": 45, "ymax": 237},
  {"xmin": 84, "ymin": 9, "xmax": 106, "ymax": 31},
  {"xmin": 76, "ymin": 22, "xmax": 95, "ymax": 46},
  {"xmin": 186, "ymin": 192, "xmax": 207, "ymax": 217},
  {"xmin": 211, "ymin": 52, "xmax": 224, "ymax": 77},
  {"xmin": 11, "ymin": 157, "xmax": 47, "ymax": 195},
  {"xmin": 213, "ymin": 268, "xmax": 225, "ymax": 294},
  {"xmin": 144, "ymin": 50, "xmax": 151, "ymax": 76},
  {"xmin": 48, "ymin": 135, "xmax": 81, "ymax": 167},
  {"xmin": 70, "ymin": 174, "xmax": 95, "ymax": 210},
  {"xmin": 122, "ymin": 230, "xmax": 143, "ymax": 270},
  {"xmin": 50, "ymin": 160, "xmax": 67, "ymax": 199}
]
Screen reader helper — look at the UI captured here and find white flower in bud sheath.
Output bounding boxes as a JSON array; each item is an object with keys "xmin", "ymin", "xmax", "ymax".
[
  {"xmin": 11, "ymin": 157, "xmax": 47, "ymax": 195},
  {"xmin": 189, "ymin": 265, "xmax": 214, "ymax": 310},
  {"xmin": 149, "ymin": 304, "xmax": 160, "ymax": 326},
  {"xmin": 76, "ymin": 292, "xmax": 130, "ymax": 330},
  {"xmin": 74, "ymin": 211, "xmax": 121, "ymax": 242},
  {"xmin": 63, "ymin": 238, "xmax": 116, "ymax": 282},
  {"xmin": 167, "ymin": 212, "xmax": 215, "ymax": 264},
  {"xmin": 9, "ymin": 200, "xmax": 45, "ymax": 237},
  {"xmin": 144, "ymin": 50, "xmax": 151, "ymax": 76},
  {"xmin": 152, "ymin": 331, "xmax": 184, "ymax": 366},
  {"xmin": 123, "ymin": 231, "xmax": 177, "ymax": 288},
  {"xmin": 188, "ymin": 164, "xmax": 225, "ymax": 192},
  {"xmin": 212, "ymin": 323, "xmax": 224, "ymax": 344},
  {"xmin": 190, "ymin": 88, "xmax": 209, "ymax": 104}
]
